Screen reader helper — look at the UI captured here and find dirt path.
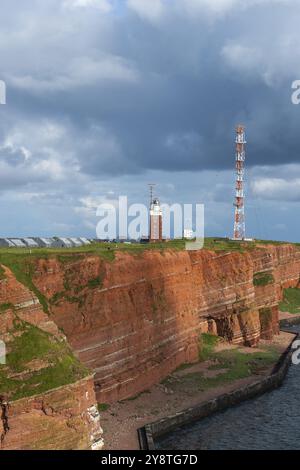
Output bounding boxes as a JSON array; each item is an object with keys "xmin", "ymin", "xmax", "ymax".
[
  {"xmin": 101, "ymin": 332, "xmax": 293, "ymax": 450},
  {"xmin": 279, "ymin": 311, "xmax": 300, "ymax": 321}
]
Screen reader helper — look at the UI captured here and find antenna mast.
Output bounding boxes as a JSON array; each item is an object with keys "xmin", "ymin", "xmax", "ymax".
[
  {"xmin": 148, "ymin": 183, "xmax": 156, "ymax": 208},
  {"xmin": 233, "ymin": 125, "xmax": 246, "ymax": 240}
]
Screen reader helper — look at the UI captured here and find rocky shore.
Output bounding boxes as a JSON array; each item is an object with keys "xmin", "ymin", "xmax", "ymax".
[{"xmin": 101, "ymin": 330, "xmax": 294, "ymax": 450}]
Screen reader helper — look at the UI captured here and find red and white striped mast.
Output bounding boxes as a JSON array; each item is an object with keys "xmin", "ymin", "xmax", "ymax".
[{"xmin": 233, "ymin": 125, "xmax": 246, "ymax": 240}]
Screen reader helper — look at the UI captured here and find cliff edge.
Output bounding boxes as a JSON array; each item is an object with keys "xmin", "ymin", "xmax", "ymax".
[
  {"xmin": 0, "ymin": 241, "xmax": 299, "ymax": 450},
  {"xmin": 0, "ymin": 265, "xmax": 103, "ymax": 450},
  {"xmin": 19, "ymin": 243, "xmax": 300, "ymax": 403}
]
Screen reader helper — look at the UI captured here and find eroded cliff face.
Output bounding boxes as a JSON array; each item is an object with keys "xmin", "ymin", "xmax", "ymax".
[
  {"xmin": 0, "ymin": 266, "xmax": 103, "ymax": 450},
  {"xmin": 194, "ymin": 245, "xmax": 299, "ymax": 343},
  {"xmin": 1, "ymin": 243, "xmax": 298, "ymax": 449},
  {"xmin": 1, "ymin": 376, "xmax": 103, "ymax": 450},
  {"xmin": 250, "ymin": 244, "xmax": 300, "ymax": 339},
  {"xmin": 32, "ymin": 251, "xmax": 200, "ymax": 403},
  {"xmin": 29, "ymin": 244, "xmax": 300, "ymax": 403}
]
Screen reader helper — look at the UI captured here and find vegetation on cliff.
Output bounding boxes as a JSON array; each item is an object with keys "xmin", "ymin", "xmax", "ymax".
[
  {"xmin": 0, "ymin": 318, "xmax": 89, "ymax": 401},
  {"xmin": 0, "ymin": 262, "xmax": 92, "ymax": 404},
  {"xmin": 0, "ymin": 237, "xmax": 293, "ymax": 263},
  {"xmin": 259, "ymin": 308, "xmax": 273, "ymax": 330},
  {"xmin": 0, "ymin": 252, "xmax": 105, "ymax": 314},
  {"xmin": 253, "ymin": 271, "xmax": 275, "ymax": 287},
  {"xmin": 279, "ymin": 288, "xmax": 300, "ymax": 314},
  {"xmin": 175, "ymin": 333, "xmax": 281, "ymax": 392},
  {"xmin": 0, "ymin": 238, "xmax": 289, "ymax": 316},
  {"xmin": 198, "ymin": 333, "xmax": 220, "ymax": 361},
  {"xmin": 0, "ymin": 253, "xmax": 50, "ymax": 313},
  {"xmin": 0, "ymin": 302, "xmax": 14, "ymax": 313},
  {"xmin": 0, "ymin": 265, "xmax": 6, "ymax": 280},
  {"xmin": 0, "ymin": 239, "xmax": 297, "ymax": 406},
  {"xmin": 200, "ymin": 347, "xmax": 279, "ymax": 389}
]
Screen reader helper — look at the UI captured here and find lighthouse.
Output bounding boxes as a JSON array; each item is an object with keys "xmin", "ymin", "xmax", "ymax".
[{"xmin": 149, "ymin": 197, "xmax": 163, "ymax": 242}]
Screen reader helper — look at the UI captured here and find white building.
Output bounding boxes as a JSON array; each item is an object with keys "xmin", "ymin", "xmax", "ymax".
[{"xmin": 183, "ymin": 229, "xmax": 194, "ymax": 240}]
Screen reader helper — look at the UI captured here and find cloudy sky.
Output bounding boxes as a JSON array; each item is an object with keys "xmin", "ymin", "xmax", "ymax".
[{"xmin": 0, "ymin": 0, "xmax": 300, "ymax": 240}]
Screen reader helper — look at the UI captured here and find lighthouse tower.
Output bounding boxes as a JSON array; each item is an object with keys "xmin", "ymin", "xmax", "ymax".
[{"xmin": 149, "ymin": 197, "xmax": 162, "ymax": 242}]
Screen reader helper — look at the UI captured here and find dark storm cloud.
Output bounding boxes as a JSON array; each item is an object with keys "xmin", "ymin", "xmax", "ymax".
[
  {"xmin": 0, "ymin": 145, "xmax": 27, "ymax": 166},
  {"xmin": 0, "ymin": 0, "xmax": 300, "ymax": 239},
  {"xmin": 1, "ymin": 0, "xmax": 299, "ymax": 181}
]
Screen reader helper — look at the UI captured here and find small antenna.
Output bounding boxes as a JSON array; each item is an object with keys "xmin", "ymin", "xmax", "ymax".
[{"xmin": 148, "ymin": 183, "xmax": 156, "ymax": 208}]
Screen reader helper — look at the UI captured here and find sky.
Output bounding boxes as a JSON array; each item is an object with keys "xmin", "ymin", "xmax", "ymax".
[{"xmin": 0, "ymin": 0, "xmax": 300, "ymax": 241}]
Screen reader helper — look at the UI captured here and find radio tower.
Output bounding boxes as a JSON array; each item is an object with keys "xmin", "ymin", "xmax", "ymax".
[
  {"xmin": 148, "ymin": 184, "xmax": 156, "ymax": 208},
  {"xmin": 233, "ymin": 125, "xmax": 246, "ymax": 240}
]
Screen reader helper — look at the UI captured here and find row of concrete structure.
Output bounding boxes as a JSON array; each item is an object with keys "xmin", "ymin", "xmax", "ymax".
[{"xmin": 0, "ymin": 237, "xmax": 91, "ymax": 249}]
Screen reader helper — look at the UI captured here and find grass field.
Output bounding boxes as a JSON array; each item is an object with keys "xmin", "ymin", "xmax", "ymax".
[
  {"xmin": 279, "ymin": 288, "xmax": 300, "ymax": 314},
  {"xmin": 196, "ymin": 344, "xmax": 279, "ymax": 391},
  {"xmin": 0, "ymin": 237, "xmax": 295, "ymax": 260},
  {"xmin": 166, "ymin": 333, "xmax": 281, "ymax": 393}
]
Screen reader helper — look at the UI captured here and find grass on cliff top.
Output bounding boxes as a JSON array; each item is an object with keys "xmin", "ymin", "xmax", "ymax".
[
  {"xmin": 279, "ymin": 288, "xmax": 300, "ymax": 314},
  {"xmin": 0, "ymin": 239, "xmax": 185, "ymax": 258},
  {"xmin": 0, "ymin": 320, "xmax": 89, "ymax": 401},
  {"xmin": 203, "ymin": 238, "xmax": 255, "ymax": 252},
  {"xmin": 0, "ymin": 241, "xmax": 185, "ymax": 313},
  {"xmin": 0, "ymin": 238, "xmax": 297, "ymax": 270},
  {"xmin": 0, "ymin": 238, "xmax": 296, "ymax": 316},
  {"xmin": 0, "ymin": 237, "xmax": 294, "ymax": 260},
  {"xmin": 0, "ymin": 253, "xmax": 50, "ymax": 313}
]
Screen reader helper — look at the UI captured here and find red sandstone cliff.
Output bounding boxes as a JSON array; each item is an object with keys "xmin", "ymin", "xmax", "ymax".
[
  {"xmin": 0, "ymin": 243, "xmax": 298, "ymax": 449},
  {"xmin": 1, "ymin": 376, "xmax": 103, "ymax": 450},
  {"xmin": 1, "ymin": 243, "xmax": 298, "ymax": 449},
  {"xmin": 29, "ymin": 244, "xmax": 300, "ymax": 403},
  {"xmin": 32, "ymin": 251, "xmax": 200, "ymax": 403},
  {"xmin": 0, "ymin": 266, "xmax": 103, "ymax": 450}
]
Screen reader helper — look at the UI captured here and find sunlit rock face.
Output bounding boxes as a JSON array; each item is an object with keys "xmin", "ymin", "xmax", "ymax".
[
  {"xmin": 29, "ymin": 244, "xmax": 300, "ymax": 403},
  {"xmin": 0, "ymin": 266, "xmax": 103, "ymax": 450}
]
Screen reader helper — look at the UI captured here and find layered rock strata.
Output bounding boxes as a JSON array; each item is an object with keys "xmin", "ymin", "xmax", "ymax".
[
  {"xmin": 1, "ymin": 376, "xmax": 103, "ymax": 450},
  {"xmin": 29, "ymin": 244, "xmax": 300, "ymax": 403},
  {"xmin": 0, "ymin": 266, "xmax": 103, "ymax": 450}
]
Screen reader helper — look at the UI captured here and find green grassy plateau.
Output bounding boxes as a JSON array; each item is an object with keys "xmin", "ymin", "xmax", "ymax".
[{"xmin": 279, "ymin": 288, "xmax": 300, "ymax": 314}]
